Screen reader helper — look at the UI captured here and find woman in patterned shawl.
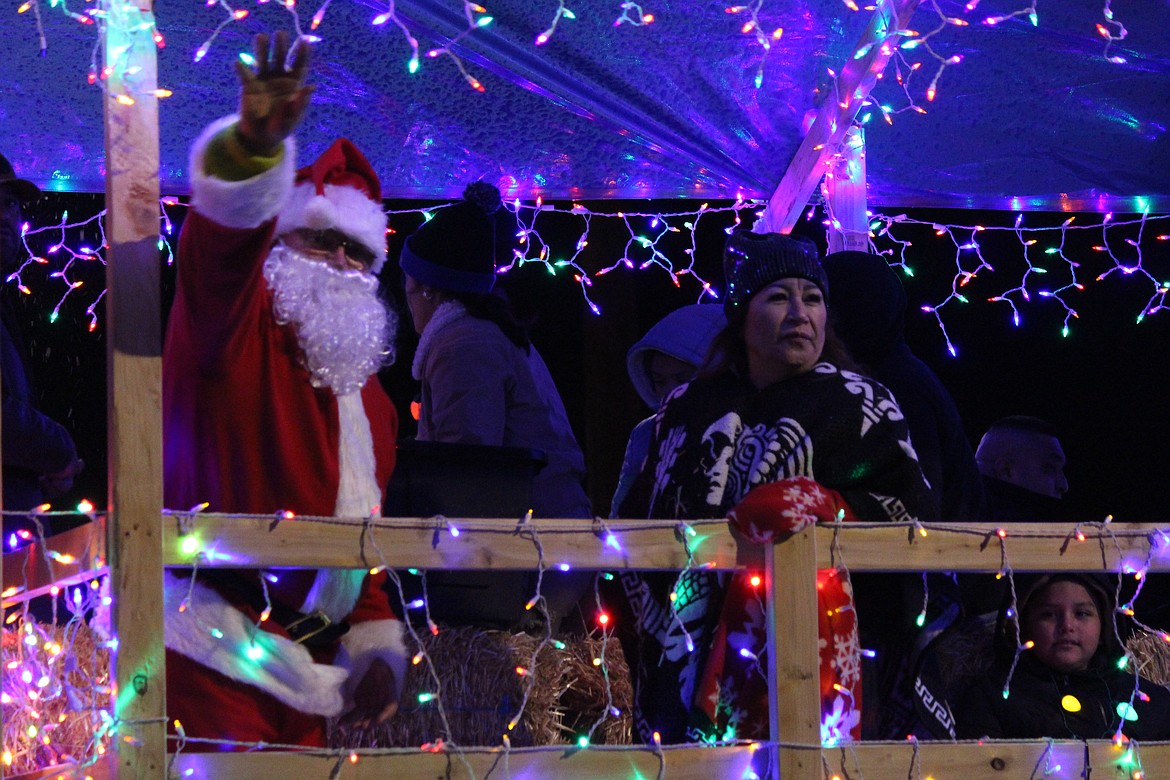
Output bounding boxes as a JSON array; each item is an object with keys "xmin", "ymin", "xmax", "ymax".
[{"xmin": 614, "ymin": 230, "xmax": 936, "ymax": 745}]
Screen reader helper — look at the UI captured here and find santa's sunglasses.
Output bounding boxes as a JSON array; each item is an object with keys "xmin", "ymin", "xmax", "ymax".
[{"xmin": 290, "ymin": 228, "xmax": 377, "ymax": 270}]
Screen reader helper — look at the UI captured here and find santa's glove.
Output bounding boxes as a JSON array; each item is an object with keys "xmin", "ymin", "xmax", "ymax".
[
  {"xmin": 235, "ymin": 31, "xmax": 314, "ymax": 156},
  {"xmin": 729, "ymin": 477, "xmax": 858, "ymax": 543}
]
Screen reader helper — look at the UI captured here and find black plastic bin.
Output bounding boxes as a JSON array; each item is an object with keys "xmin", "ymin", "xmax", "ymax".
[
  {"xmin": 383, "ymin": 440, "xmax": 548, "ymax": 629},
  {"xmin": 384, "ymin": 439, "xmax": 546, "ymax": 520}
]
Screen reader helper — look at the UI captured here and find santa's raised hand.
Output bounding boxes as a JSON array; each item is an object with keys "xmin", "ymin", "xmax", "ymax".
[{"xmin": 234, "ymin": 31, "xmax": 314, "ymax": 156}]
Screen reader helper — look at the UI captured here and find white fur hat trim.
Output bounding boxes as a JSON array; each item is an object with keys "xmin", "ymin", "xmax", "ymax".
[{"xmin": 276, "ymin": 182, "xmax": 389, "ymax": 274}]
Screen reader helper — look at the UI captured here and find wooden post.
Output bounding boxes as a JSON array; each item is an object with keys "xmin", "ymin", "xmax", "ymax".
[
  {"xmin": 825, "ymin": 126, "xmax": 871, "ymax": 254},
  {"xmin": 755, "ymin": 0, "xmax": 920, "ymax": 234},
  {"xmin": 767, "ymin": 528, "xmax": 821, "ymax": 780},
  {"xmin": 103, "ymin": 1, "xmax": 166, "ymax": 776}
]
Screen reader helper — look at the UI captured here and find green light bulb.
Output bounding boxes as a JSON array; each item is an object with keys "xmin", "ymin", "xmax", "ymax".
[{"xmin": 1117, "ymin": 702, "xmax": 1139, "ymax": 722}]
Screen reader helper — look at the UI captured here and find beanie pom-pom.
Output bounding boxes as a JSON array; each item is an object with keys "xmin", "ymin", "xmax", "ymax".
[{"xmin": 463, "ymin": 181, "xmax": 502, "ymax": 216}]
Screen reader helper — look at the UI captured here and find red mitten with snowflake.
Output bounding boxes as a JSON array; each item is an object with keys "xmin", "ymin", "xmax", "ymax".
[{"xmin": 729, "ymin": 476, "xmax": 858, "ymax": 543}]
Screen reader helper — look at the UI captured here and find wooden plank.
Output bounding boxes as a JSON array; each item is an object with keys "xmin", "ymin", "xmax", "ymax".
[
  {"xmin": 103, "ymin": 0, "xmax": 165, "ymax": 777},
  {"xmin": 159, "ymin": 516, "xmax": 1170, "ymax": 574},
  {"xmin": 825, "ymin": 126, "xmax": 871, "ymax": 253},
  {"xmin": 827, "ymin": 739, "xmax": 1168, "ymax": 779},
  {"xmin": 756, "ymin": 0, "xmax": 922, "ymax": 234},
  {"xmin": 770, "ymin": 528, "xmax": 821, "ymax": 780},
  {"xmin": 162, "ymin": 516, "xmax": 743, "ymax": 571},
  {"xmin": 9, "ymin": 517, "xmax": 1156, "ymax": 597},
  {"xmin": 810, "ymin": 522, "xmax": 1170, "ymax": 572},
  {"xmin": 29, "ymin": 739, "xmax": 1170, "ymax": 779},
  {"xmin": 166, "ymin": 743, "xmax": 762, "ymax": 779},
  {"xmin": 1, "ymin": 516, "xmax": 107, "ymax": 606}
]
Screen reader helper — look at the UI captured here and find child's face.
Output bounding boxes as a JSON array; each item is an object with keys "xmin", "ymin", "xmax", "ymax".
[
  {"xmin": 1022, "ymin": 581, "xmax": 1102, "ymax": 673},
  {"xmin": 648, "ymin": 352, "xmax": 696, "ymax": 403}
]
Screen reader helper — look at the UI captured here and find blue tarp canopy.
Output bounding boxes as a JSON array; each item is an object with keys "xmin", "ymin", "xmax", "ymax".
[{"xmin": 3, "ymin": 0, "xmax": 1168, "ymax": 209}]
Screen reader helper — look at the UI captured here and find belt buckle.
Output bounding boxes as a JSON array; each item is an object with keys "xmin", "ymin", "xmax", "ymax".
[{"xmin": 286, "ymin": 609, "xmax": 331, "ymax": 644}]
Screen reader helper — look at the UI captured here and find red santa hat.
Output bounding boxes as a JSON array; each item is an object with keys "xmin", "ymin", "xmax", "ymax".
[{"xmin": 275, "ymin": 139, "xmax": 389, "ymax": 273}]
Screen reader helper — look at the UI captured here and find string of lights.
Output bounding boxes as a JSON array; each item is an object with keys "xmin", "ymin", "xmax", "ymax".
[
  {"xmin": 18, "ymin": 0, "xmax": 1134, "ymax": 104},
  {"xmin": 613, "ymin": 2, "xmax": 653, "ymax": 28},
  {"xmin": 6, "ymin": 194, "xmax": 1168, "ymax": 361},
  {"xmin": 190, "ymin": 0, "xmax": 597, "ymax": 92},
  {"xmin": 723, "ymin": 2, "xmax": 783, "ymax": 90},
  {"xmin": 534, "ymin": 0, "xmax": 574, "ymax": 46},
  {"xmin": 862, "ymin": 209, "xmax": 1170, "ymax": 357},
  {"xmin": 71, "ymin": 0, "xmax": 174, "ymax": 107},
  {"xmin": 830, "ymin": 0, "xmax": 1134, "ymax": 125}
]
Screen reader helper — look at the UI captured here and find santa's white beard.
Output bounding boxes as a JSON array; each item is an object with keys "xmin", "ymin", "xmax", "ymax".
[{"xmin": 263, "ymin": 245, "xmax": 396, "ymax": 396}]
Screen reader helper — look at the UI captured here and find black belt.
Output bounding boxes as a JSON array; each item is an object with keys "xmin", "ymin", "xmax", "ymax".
[{"xmin": 199, "ymin": 570, "xmax": 351, "ymax": 647}]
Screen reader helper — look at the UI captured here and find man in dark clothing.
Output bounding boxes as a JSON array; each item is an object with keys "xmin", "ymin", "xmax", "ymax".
[
  {"xmin": 975, "ymin": 415, "xmax": 1070, "ymax": 522},
  {"xmin": 1, "ymin": 152, "xmax": 83, "ymax": 526}
]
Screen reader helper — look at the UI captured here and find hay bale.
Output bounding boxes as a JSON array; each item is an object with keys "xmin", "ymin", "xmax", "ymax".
[
  {"xmin": 1128, "ymin": 630, "xmax": 1170, "ymax": 686},
  {"xmin": 3, "ymin": 616, "xmax": 635, "ymax": 765},
  {"xmin": 333, "ymin": 628, "xmax": 632, "ymax": 748},
  {"xmin": 1, "ymin": 617, "xmax": 110, "ymax": 775}
]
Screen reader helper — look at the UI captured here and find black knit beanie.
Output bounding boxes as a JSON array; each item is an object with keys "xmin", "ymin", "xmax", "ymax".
[
  {"xmin": 399, "ymin": 181, "xmax": 518, "ymax": 294},
  {"xmin": 723, "ymin": 230, "xmax": 828, "ymax": 321}
]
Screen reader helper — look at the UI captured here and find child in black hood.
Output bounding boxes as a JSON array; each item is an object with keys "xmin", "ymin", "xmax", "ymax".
[{"xmin": 957, "ymin": 573, "xmax": 1170, "ymax": 740}]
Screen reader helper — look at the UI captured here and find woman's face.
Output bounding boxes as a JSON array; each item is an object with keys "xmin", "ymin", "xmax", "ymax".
[
  {"xmin": 742, "ymin": 277, "xmax": 827, "ymax": 389},
  {"xmin": 403, "ymin": 274, "xmax": 440, "ymax": 334},
  {"xmin": 1022, "ymin": 581, "xmax": 1102, "ymax": 673}
]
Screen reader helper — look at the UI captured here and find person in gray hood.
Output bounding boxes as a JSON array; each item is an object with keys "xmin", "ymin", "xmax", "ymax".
[{"xmin": 609, "ymin": 303, "xmax": 726, "ymax": 516}]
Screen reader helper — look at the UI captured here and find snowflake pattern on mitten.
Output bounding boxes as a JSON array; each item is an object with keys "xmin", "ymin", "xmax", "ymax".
[
  {"xmin": 729, "ymin": 476, "xmax": 855, "ymax": 543},
  {"xmin": 691, "ymin": 566, "xmax": 862, "ymax": 744}
]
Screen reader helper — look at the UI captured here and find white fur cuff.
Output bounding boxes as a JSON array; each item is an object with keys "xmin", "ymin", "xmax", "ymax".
[
  {"xmin": 163, "ymin": 571, "xmax": 347, "ymax": 717},
  {"xmin": 189, "ymin": 115, "xmax": 297, "ymax": 230}
]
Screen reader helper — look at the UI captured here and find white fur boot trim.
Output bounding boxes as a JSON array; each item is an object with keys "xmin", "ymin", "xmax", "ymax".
[
  {"xmin": 164, "ymin": 571, "xmax": 347, "ymax": 716},
  {"xmin": 336, "ymin": 619, "xmax": 409, "ymax": 710}
]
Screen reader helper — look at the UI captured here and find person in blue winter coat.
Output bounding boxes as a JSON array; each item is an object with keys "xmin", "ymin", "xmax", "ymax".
[
  {"xmin": 1, "ymin": 153, "xmax": 85, "ymax": 523},
  {"xmin": 610, "ymin": 304, "xmax": 726, "ymax": 516}
]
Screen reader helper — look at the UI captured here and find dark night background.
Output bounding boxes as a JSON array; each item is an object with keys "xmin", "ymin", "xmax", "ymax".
[{"xmin": 6, "ymin": 193, "xmax": 1170, "ymax": 527}]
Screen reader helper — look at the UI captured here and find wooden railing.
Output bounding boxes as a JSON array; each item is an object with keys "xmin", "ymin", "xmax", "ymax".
[{"xmin": 6, "ymin": 517, "xmax": 1170, "ymax": 778}]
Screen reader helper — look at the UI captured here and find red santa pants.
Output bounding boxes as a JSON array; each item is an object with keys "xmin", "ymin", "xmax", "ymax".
[{"xmin": 166, "ymin": 648, "xmax": 327, "ymax": 751}]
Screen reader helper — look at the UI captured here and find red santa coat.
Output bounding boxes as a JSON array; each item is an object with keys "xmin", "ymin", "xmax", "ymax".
[{"xmin": 163, "ymin": 117, "xmax": 405, "ymax": 721}]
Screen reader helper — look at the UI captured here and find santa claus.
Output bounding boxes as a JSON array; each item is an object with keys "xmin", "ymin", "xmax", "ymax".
[{"xmin": 162, "ymin": 32, "xmax": 405, "ymax": 749}]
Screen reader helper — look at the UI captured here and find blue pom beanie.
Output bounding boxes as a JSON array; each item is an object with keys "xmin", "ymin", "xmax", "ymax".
[{"xmin": 399, "ymin": 181, "xmax": 518, "ymax": 294}]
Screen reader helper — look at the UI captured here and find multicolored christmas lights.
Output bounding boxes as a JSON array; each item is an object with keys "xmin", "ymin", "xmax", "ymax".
[{"xmin": 8, "ymin": 194, "xmax": 1169, "ymax": 370}]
